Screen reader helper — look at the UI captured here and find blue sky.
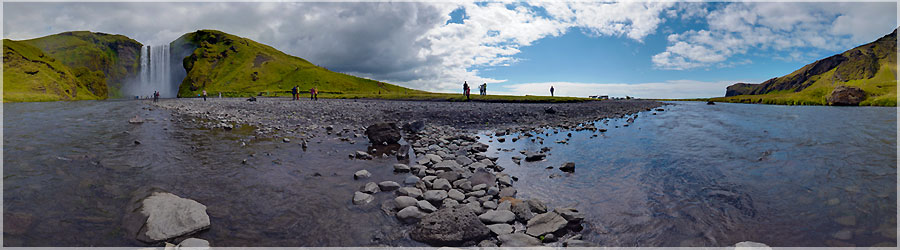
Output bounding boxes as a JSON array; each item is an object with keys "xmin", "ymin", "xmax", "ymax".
[{"xmin": 3, "ymin": 1, "xmax": 898, "ymax": 98}]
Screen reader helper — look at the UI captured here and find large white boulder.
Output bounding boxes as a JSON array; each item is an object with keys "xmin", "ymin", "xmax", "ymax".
[{"xmin": 140, "ymin": 192, "xmax": 211, "ymax": 242}]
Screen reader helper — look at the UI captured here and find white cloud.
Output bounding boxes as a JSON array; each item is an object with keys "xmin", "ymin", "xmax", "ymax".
[
  {"xmin": 653, "ymin": 2, "xmax": 897, "ymax": 70},
  {"xmin": 498, "ymin": 80, "xmax": 741, "ymax": 99},
  {"xmin": 3, "ymin": 1, "xmax": 677, "ymax": 93}
]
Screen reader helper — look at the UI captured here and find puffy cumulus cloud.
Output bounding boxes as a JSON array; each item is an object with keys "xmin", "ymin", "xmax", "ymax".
[
  {"xmin": 3, "ymin": 1, "xmax": 681, "ymax": 93},
  {"xmin": 498, "ymin": 80, "xmax": 740, "ymax": 99},
  {"xmin": 653, "ymin": 2, "xmax": 897, "ymax": 70}
]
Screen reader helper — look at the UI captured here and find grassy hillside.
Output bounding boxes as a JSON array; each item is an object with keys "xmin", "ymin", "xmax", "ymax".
[
  {"xmin": 22, "ymin": 31, "xmax": 143, "ymax": 98},
  {"xmin": 716, "ymin": 29, "xmax": 897, "ymax": 106},
  {"xmin": 3, "ymin": 39, "xmax": 99, "ymax": 102},
  {"xmin": 174, "ymin": 30, "xmax": 424, "ymax": 97}
]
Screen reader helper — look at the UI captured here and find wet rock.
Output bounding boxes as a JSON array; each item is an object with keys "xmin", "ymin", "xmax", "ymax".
[
  {"xmin": 409, "ymin": 206, "xmax": 491, "ymax": 246},
  {"xmin": 833, "ymin": 229, "xmax": 853, "ymax": 240},
  {"xmin": 499, "ymin": 233, "xmax": 542, "ymax": 247},
  {"xmin": 437, "ymin": 171, "xmax": 461, "ymax": 182},
  {"xmin": 417, "ymin": 200, "xmax": 438, "ymax": 213},
  {"xmin": 555, "ymin": 207, "xmax": 585, "ymax": 223},
  {"xmin": 544, "ymin": 106, "xmax": 557, "ymax": 114},
  {"xmin": 469, "ymin": 168, "xmax": 497, "ymax": 187},
  {"xmin": 525, "ymin": 212, "xmax": 567, "ymax": 236},
  {"xmin": 132, "ymin": 192, "xmax": 211, "ymax": 242},
  {"xmin": 402, "ymin": 120, "xmax": 426, "ymax": 133},
  {"xmin": 128, "ymin": 115, "xmax": 145, "ymax": 124},
  {"xmin": 486, "ymin": 223, "xmax": 514, "ymax": 235},
  {"xmin": 497, "ymin": 175, "xmax": 513, "ymax": 186},
  {"xmin": 465, "ymin": 201, "xmax": 484, "ymax": 214},
  {"xmin": 498, "ymin": 187, "xmax": 517, "ymax": 198},
  {"xmin": 403, "ymin": 175, "xmax": 421, "ymax": 185},
  {"xmin": 497, "ymin": 200, "xmax": 512, "ymax": 211},
  {"xmin": 478, "ymin": 240, "xmax": 498, "ymax": 247},
  {"xmin": 355, "ymin": 151, "xmax": 373, "ymax": 160},
  {"xmin": 486, "ymin": 186, "xmax": 500, "ymax": 196},
  {"xmin": 483, "ymin": 200, "xmax": 498, "ymax": 210},
  {"xmin": 393, "ymin": 164, "xmax": 411, "ymax": 173},
  {"xmin": 354, "ymin": 170, "xmax": 371, "ymax": 180},
  {"xmin": 378, "ymin": 181, "xmax": 401, "ymax": 191},
  {"xmin": 560, "ymin": 162, "xmax": 575, "ymax": 172},
  {"xmin": 479, "ymin": 210, "xmax": 516, "ymax": 224},
  {"xmin": 353, "ymin": 191, "xmax": 375, "ymax": 205},
  {"xmin": 397, "ymin": 187, "xmax": 422, "ymax": 199},
  {"xmin": 563, "ymin": 239, "xmax": 594, "ymax": 247},
  {"xmin": 542, "ymin": 233, "xmax": 557, "ymax": 243},
  {"xmin": 365, "ymin": 123, "xmax": 401, "ymax": 145},
  {"xmin": 524, "ymin": 152, "xmax": 546, "ymax": 162},
  {"xmin": 433, "ymin": 160, "xmax": 461, "ymax": 171},
  {"xmin": 424, "ymin": 190, "xmax": 448, "ymax": 202},
  {"xmin": 397, "ymin": 206, "xmax": 427, "ymax": 224},
  {"xmin": 424, "ymin": 154, "xmax": 443, "ymax": 164},
  {"xmin": 432, "ymin": 178, "xmax": 452, "ymax": 190},
  {"xmin": 448, "ymin": 189, "xmax": 465, "ymax": 201},
  {"xmin": 466, "ymin": 190, "xmax": 486, "ymax": 197},
  {"xmin": 511, "ymin": 202, "xmax": 534, "ymax": 222},
  {"xmin": 734, "ymin": 241, "xmax": 771, "ymax": 250},
  {"xmin": 526, "ymin": 199, "xmax": 548, "ymax": 213},
  {"xmin": 455, "ymin": 156, "xmax": 474, "ymax": 166},
  {"xmin": 395, "ymin": 196, "xmax": 419, "ymax": 209},
  {"xmin": 472, "ymin": 184, "xmax": 487, "ymax": 191},
  {"xmin": 177, "ymin": 238, "xmax": 210, "ymax": 249},
  {"xmin": 835, "ymin": 215, "xmax": 857, "ymax": 226},
  {"xmin": 361, "ymin": 182, "xmax": 380, "ymax": 194},
  {"xmin": 282, "ymin": 138, "xmax": 291, "ymax": 143}
]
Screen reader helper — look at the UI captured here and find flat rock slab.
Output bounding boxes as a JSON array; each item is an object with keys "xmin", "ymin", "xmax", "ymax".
[
  {"xmin": 479, "ymin": 210, "xmax": 516, "ymax": 224},
  {"xmin": 410, "ymin": 205, "xmax": 491, "ymax": 246},
  {"xmin": 525, "ymin": 212, "xmax": 567, "ymax": 237},
  {"xmin": 499, "ymin": 233, "xmax": 541, "ymax": 247},
  {"xmin": 140, "ymin": 192, "xmax": 210, "ymax": 242}
]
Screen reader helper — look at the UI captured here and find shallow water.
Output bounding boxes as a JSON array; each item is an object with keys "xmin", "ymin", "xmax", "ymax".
[
  {"xmin": 3, "ymin": 100, "xmax": 417, "ymax": 247},
  {"xmin": 482, "ymin": 101, "xmax": 897, "ymax": 247}
]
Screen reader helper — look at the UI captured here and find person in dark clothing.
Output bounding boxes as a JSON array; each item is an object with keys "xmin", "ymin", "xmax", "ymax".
[
  {"xmin": 463, "ymin": 81, "xmax": 470, "ymax": 100},
  {"xmin": 550, "ymin": 86, "xmax": 555, "ymax": 97},
  {"xmin": 291, "ymin": 86, "xmax": 298, "ymax": 100},
  {"xmin": 153, "ymin": 91, "xmax": 159, "ymax": 102},
  {"xmin": 310, "ymin": 88, "xmax": 315, "ymax": 100},
  {"xmin": 202, "ymin": 90, "xmax": 207, "ymax": 101},
  {"xmin": 313, "ymin": 87, "xmax": 318, "ymax": 101}
]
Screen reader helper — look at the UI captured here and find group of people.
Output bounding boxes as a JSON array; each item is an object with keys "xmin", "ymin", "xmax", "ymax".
[
  {"xmin": 462, "ymin": 81, "xmax": 489, "ymax": 100},
  {"xmin": 291, "ymin": 85, "xmax": 318, "ymax": 101}
]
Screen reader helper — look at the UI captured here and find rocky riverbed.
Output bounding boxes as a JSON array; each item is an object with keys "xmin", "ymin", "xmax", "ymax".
[{"xmin": 151, "ymin": 97, "xmax": 662, "ymax": 247}]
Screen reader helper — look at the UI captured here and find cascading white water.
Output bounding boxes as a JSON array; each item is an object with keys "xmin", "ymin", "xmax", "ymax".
[{"xmin": 131, "ymin": 44, "xmax": 174, "ymax": 98}]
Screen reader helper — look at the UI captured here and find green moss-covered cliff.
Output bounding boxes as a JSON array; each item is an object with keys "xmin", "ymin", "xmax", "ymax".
[
  {"xmin": 174, "ymin": 30, "xmax": 422, "ymax": 97},
  {"xmin": 22, "ymin": 31, "xmax": 143, "ymax": 98},
  {"xmin": 3, "ymin": 39, "xmax": 99, "ymax": 102},
  {"xmin": 718, "ymin": 28, "xmax": 897, "ymax": 106}
]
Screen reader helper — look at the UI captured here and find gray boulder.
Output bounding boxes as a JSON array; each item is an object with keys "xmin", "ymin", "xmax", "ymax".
[
  {"xmin": 177, "ymin": 238, "xmax": 210, "ymax": 249},
  {"xmin": 479, "ymin": 210, "xmax": 516, "ymax": 224},
  {"xmin": 448, "ymin": 189, "xmax": 465, "ymax": 201},
  {"xmin": 354, "ymin": 170, "xmax": 371, "ymax": 180},
  {"xmin": 498, "ymin": 233, "xmax": 542, "ymax": 247},
  {"xmin": 469, "ymin": 168, "xmax": 497, "ymax": 187},
  {"xmin": 361, "ymin": 182, "xmax": 380, "ymax": 194},
  {"xmin": 365, "ymin": 123, "xmax": 401, "ymax": 145},
  {"xmin": 397, "ymin": 187, "xmax": 423, "ymax": 199},
  {"xmin": 353, "ymin": 192, "xmax": 374, "ymax": 205},
  {"xmin": 397, "ymin": 206, "xmax": 427, "ymax": 224},
  {"xmin": 499, "ymin": 187, "xmax": 517, "ymax": 198},
  {"xmin": 560, "ymin": 162, "xmax": 575, "ymax": 172},
  {"xmin": 555, "ymin": 207, "xmax": 585, "ymax": 223},
  {"xmin": 432, "ymin": 178, "xmax": 452, "ymax": 191},
  {"xmin": 486, "ymin": 223, "xmax": 514, "ymax": 235},
  {"xmin": 417, "ymin": 200, "xmax": 438, "ymax": 213},
  {"xmin": 524, "ymin": 152, "xmax": 546, "ymax": 162},
  {"xmin": 525, "ymin": 212, "xmax": 567, "ymax": 236},
  {"xmin": 378, "ymin": 181, "xmax": 401, "ymax": 191},
  {"xmin": 395, "ymin": 196, "xmax": 419, "ymax": 209},
  {"xmin": 424, "ymin": 190, "xmax": 448, "ymax": 202},
  {"xmin": 409, "ymin": 206, "xmax": 491, "ymax": 246},
  {"xmin": 393, "ymin": 164, "xmax": 411, "ymax": 172},
  {"xmin": 827, "ymin": 86, "xmax": 867, "ymax": 106},
  {"xmin": 403, "ymin": 175, "xmax": 421, "ymax": 185},
  {"xmin": 129, "ymin": 192, "xmax": 210, "ymax": 242}
]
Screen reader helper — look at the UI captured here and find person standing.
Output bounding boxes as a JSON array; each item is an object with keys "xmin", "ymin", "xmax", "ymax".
[
  {"xmin": 463, "ymin": 81, "xmax": 470, "ymax": 100},
  {"xmin": 482, "ymin": 83, "xmax": 487, "ymax": 95},
  {"xmin": 202, "ymin": 90, "xmax": 208, "ymax": 101},
  {"xmin": 310, "ymin": 87, "xmax": 315, "ymax": 100},
  {"xmin": 291, "ymin": 85, "xmax": 298, "ymax": 100},
  {"xmin": 550, "ymin": 86, "xmax": 555, "ymax": 97},
  {"xmin": 153, "ymin": 91, "xmax": 159, "ymax": 102},
  {"xmin": 313, "ymin": 87, "xmax": 318, "ymax": 101}
]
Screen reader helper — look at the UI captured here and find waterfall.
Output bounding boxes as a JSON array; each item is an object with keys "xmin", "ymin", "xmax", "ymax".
[{"xmin": 131, "ymin": 44, "xmax": 174, "ymax": 98}]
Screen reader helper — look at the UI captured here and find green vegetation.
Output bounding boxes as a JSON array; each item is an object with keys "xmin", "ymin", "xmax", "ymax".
[
  {"xmin": 3, "ymin": 39, "xmax": 99, "ymax": 102},
  {"xmin": 718, "ymin": 28, "xmax": 897, "ymax": 106},
  {"xmin": 21, "ymin": 31, "xmax": 143, "ymax": 99},
  {"xmin": 175, "ymin": 30, "xmax": 423, "ymax": 98}
]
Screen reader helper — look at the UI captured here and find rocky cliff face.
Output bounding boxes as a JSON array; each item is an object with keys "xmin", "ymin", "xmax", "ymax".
[
  {"xmin": 725, "ymin": 28, "xmax": 897, "ymax": 97},
  {"xmin": 22, "ymin": 31, "xmax": 143, "ymax": 98}
]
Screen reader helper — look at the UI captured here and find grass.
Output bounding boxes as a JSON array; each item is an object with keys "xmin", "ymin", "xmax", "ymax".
[
  {"xmin": 175, "ymin": 30, "xmax": 423, "ymax": 98},
  {"xmin": 711, "ymin": 59, "xmax": 897, "ymax": 106},
  {"xmin": 22, "ymin": 31, "xmax": 143, "ymax": 99},
  {"xmin": 3, "ymin": 39, "xmax": 99, "ymax": 102}
]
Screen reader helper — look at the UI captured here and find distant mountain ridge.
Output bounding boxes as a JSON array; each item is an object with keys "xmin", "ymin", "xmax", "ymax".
[{"xmin": 718, "ymin": 28, "xmax": 896, "ymax": 106}]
